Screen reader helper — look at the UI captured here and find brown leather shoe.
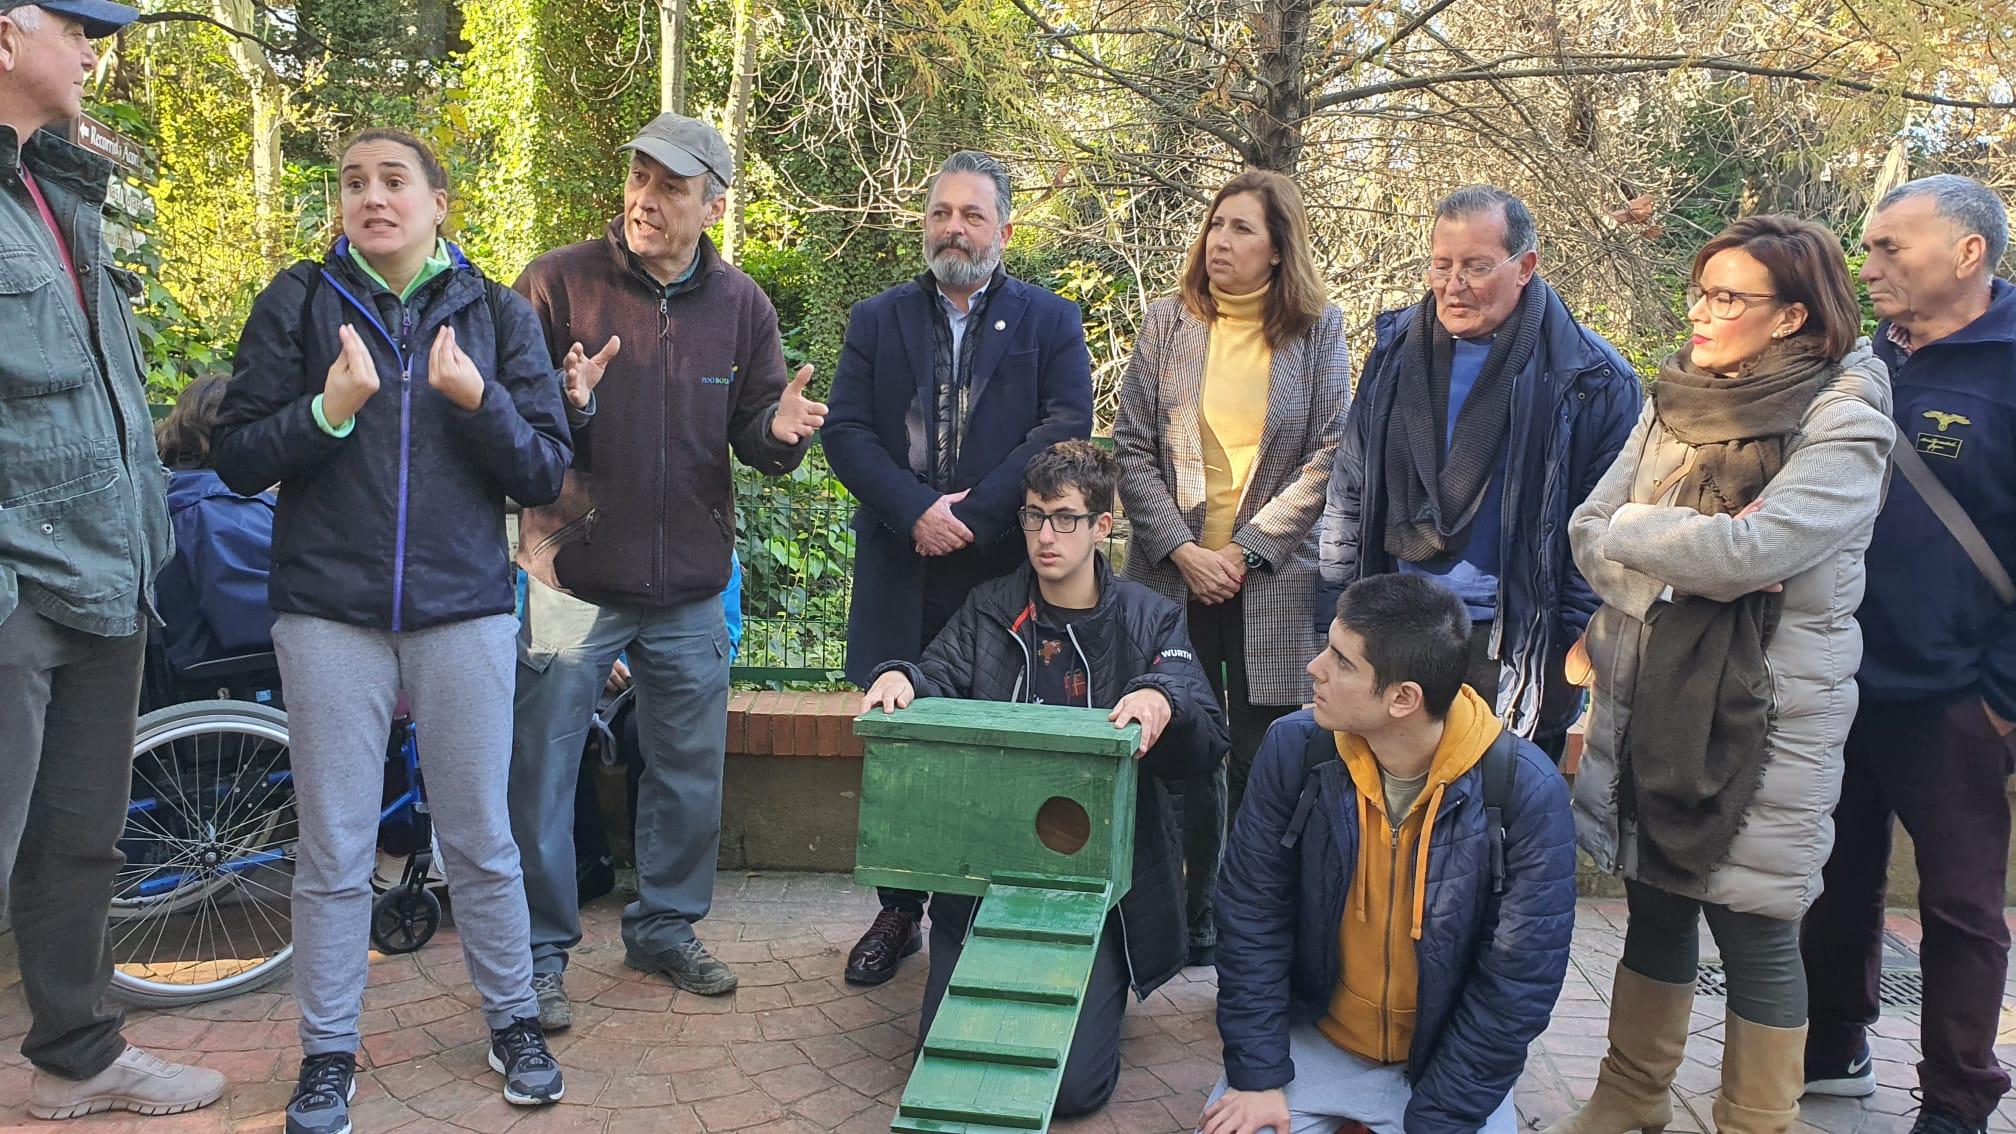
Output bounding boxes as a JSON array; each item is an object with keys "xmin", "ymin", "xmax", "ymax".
[{"xmin": 844, "ymin": 908, "xmax": 922, "ymax": 985}]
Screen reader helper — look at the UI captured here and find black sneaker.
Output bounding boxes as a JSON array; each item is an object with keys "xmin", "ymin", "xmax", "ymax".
[
  {"xmin": 625, "ymin": 938, "xmax": 738, "ymax": 995},
  {"xmin": 285, "ymin": 1053, "xmax": 356, "ymax": 1134},
  {"xmin": 531, "ymin": 971, "xmax": 572, "ymax": 1032},
  {"xmin": 1910, "ymin": 1104, "xmax": 1988, "ymax": 1134},
  {"xmin": 488, "ymin": 1017, "xmax": 564, "ymax": 1105},
  {"xmin": 1804, "ymin": 1037, "xmax": 1876, "ymax": 1098}
]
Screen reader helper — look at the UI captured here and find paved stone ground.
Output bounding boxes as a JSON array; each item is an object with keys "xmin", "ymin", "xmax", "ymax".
[{"xmin": 0, "ymin": 872, "xmax": 2009, "ymax": 1133}]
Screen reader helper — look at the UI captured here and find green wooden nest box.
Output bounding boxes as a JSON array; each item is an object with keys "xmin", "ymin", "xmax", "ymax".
[{"xmin": 853, "ymin": 698, "xmax": 1141, "ymax": 908}]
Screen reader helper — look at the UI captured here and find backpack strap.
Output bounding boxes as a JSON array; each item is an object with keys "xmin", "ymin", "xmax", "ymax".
[
  {"xmin": 1481, "ymin": 729, "xmax": 1520, "ymax": 895},
  {"xmin": 1281, "ymin": 726, "xmax": 1337, "ymax": 849},
  {"xmin": 291, "ymin": 260, "xmax": 324, "ymax": 334}
]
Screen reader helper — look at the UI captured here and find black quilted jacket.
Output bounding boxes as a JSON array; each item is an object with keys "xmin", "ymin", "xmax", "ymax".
[{"xmin": 872, "ymin": 553, "xmax": 1229, "ymax": 997}]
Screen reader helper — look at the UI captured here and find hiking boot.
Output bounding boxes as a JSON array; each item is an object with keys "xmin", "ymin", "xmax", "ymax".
[
  {"xmin": 28, "ymin": 1045, "xmax": 226, "ymax": 1120},
  {"xmin": 844, "ymin": 908, "xmax": 922, "ymax": 985},
  {"xmin": 1803, "ymin": 1037, "xmax": 1876, "ymax": 1098},
  {"xmin": 1909, "ymin": 1105, "xmax": 1989, "ymax": 1134},
  {"xmin": 531, "ymin": 971, "xmax": 572, "ymax": 1032},
  {"xmin": 488, "ymin": 1017, "xmax": 564, "ymax": 1105},
  {"xmin": 282, "ymin": 1052, "xmax": 355, "ymax": 1134},
  {"xmin": 625, "ymin": 937, "xmax": 738, "ymax": 995}
]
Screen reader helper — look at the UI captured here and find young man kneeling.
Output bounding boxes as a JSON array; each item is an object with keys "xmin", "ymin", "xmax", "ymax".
[
  {"xmin": 864, "ymin": 440, "xmax": 1229, "ymax": 1117},
  {"xmin": 1202, "ymin": 575, "xmax": 1576, "ymax": 1134}
]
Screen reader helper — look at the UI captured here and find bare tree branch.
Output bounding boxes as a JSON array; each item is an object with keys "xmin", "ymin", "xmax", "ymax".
[{"xmin": 1313, "ymin": 54, "xmax": 2016, "ymax": 112}]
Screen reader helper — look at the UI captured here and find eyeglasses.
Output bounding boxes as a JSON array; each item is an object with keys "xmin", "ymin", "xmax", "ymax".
[
  {"xmin": 1017, "ymin": 509, "xmax": 1101, "ymax": 533},
  {"xmin": 1425, "ymin": 248, "xmax": 1530, "ymax": 289},
  {"xmin": 1687, "ymin": 284, "xmax": 1782, "ymax": 320}
]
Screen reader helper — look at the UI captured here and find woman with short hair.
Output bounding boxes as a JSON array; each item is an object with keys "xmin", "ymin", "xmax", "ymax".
[{"xmin": 1556, "ymin": 215, "xmax": 1895, "ymax": 1134}]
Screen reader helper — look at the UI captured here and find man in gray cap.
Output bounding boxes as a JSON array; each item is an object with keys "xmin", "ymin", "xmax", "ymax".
[
  {"xmin": 0, "ymin": 0, "xmax": 227, "ymax": 1119},
  {"xmin": 506, "ymin": 112, "xmax": 826, "ymax": 1027}
]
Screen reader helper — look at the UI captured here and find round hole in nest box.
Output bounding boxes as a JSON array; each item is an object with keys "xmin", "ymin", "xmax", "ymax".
[{"xmin": 1035, "ymin": 796, "xmax": 1092, "ymax": 855}]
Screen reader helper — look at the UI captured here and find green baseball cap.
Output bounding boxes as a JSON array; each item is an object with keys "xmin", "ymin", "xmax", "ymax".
[{"xmin": 620, "ymin": 113, "xmax": 732, "ymax": 187}]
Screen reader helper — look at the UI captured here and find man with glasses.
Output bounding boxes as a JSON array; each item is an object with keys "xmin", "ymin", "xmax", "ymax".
[
  {"xmin": 825, "ymin": 150, "xmax": 1093, "ymax": 986},
  {"xmin": 860, "ymin": 440, "xmax": 1227, "ymax": 1119},
  {"xmin": 1317, "ymin": 185, "xmax": 1640, "ymax": 759}
]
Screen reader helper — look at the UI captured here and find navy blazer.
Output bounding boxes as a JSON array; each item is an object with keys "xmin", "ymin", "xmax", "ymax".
[{"xmin": 822, "ymin": 271, "xmax": 1093, "ymax": 686}]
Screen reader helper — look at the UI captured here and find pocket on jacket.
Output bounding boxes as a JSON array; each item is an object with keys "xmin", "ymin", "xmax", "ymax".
[
  {"xmin": 0, "ymin": 467, "xmax": 134, "ymax": 605},
  {"xmin": 0, "ymin": 247, "xmax": 84, "ymax": 399}
]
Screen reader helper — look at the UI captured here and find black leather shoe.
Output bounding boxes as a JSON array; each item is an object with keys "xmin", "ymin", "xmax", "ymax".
[{"xmin": 844, "ymin": 908, "xmax": 922, "ymax": 985}]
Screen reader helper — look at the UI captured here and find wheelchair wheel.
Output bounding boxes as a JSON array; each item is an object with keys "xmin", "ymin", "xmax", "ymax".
[
  {"xmin": 370, "ymin": 884, "xmax": 441, "ymax": 955},
  {"xmin": 110, "ymin": 699, "xmax": 296, "ymax": 1007}
]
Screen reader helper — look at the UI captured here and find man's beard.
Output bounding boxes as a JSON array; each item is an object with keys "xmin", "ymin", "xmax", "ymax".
[{"xmin": 925, "ymin": 233, "xmax": 1003, "ymax": 289}]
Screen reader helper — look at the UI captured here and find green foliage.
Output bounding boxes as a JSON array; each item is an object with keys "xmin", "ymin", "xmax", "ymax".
[{"xmin": 456, "ymin": 0, "xmax": 668, "ymax": 280}]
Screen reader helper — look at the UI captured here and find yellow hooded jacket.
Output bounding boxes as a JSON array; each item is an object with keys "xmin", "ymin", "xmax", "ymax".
[{"xmin": 1315, "ymin": 686, "xmax": 1502, "ymax": 1064}]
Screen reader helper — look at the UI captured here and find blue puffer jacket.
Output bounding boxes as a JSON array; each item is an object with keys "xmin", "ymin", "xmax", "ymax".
[
  {"xmin": 1215, "ymin": 711, "xmax": 1576, "ymax": 1132},
  {"xmin": 157, "ymin": 469, "xmax": 276, "ymax": 673},
  {"xmin": 1317, "ymin": 280, "xmax": 1641, "ymax": 736}
]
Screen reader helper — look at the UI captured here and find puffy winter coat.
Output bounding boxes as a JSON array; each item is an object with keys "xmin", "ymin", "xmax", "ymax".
[
  {"xmin": 1318, "ymin": 280, "xmax": 1642, "ymax": 736},
  {"xmin": 1568, "ymin": 348, "xmax": 1895, "ymax": 918},
  {"xmin": 1215, "ymin": 710, "xmax": 1576, "ymax": 1133}
]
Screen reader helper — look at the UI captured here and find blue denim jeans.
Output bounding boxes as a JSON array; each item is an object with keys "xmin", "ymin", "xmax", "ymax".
[{"xmin": 509, "ymin": 579, "xmax": 730, "ymax": 971}]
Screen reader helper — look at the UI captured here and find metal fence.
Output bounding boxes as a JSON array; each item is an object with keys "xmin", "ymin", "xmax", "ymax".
[
  {"xmin": 731, "ymin": 444, "xmax": 857, "ymax": 685},
  {"xmin": 731, "ymin": 438, "xmax": 1127, "ymax": 688}
]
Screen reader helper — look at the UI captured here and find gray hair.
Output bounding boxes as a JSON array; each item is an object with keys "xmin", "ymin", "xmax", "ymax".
[
  {"xmin": 1435, "ymin": 185, "xmax": 1537, "ymax": 258},
  {"xmin": 702, "ymin": 174, "xmax": 728, "ymax": 205},
  {"xmin": 1879, "ymin": 173, "xmax": 2009, "ymax": 270},
  {"xmin": 929, "ymin": 150, "xmax": 1013, "ymax": 224}
]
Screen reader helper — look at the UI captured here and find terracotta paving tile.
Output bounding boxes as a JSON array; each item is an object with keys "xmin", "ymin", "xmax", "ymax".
[{"xmin": 0, "ymin": 873, "xmax": 2000, "ymax": 1132}]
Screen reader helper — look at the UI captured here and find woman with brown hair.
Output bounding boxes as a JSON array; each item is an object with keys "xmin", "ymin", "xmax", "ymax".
[
  {"xmin": 1112, "ymin": 169, "xmax": 1350, "ymax": 962},
  {"xmin": 152, "ymin": 372, "xmax": 278, "ymax": 675},
  {"xmin": 1555, "ymin": 215, "xmax": 1895, "ymax": 1134},
  {"xmin": 214, "ymin": 127, "xmax": 571, "ymax": 1133}
]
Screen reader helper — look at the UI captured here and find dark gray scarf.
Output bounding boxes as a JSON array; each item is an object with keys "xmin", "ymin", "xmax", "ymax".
[
  {"xmin": 1382, "ymin": 280, "xmax": 1546, "ymax": 563},
  {"xmin": 1624, "ymin": 339, "xmax": 1836, "ymax": 892}
]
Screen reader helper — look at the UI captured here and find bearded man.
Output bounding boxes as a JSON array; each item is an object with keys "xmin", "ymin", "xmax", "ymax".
[{"xmin": 822, "ymin": 148, "xmax": 1094, "ymax": 986}]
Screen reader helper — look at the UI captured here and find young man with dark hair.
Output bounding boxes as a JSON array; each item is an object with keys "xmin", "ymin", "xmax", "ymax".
[
  {"xmin": 862, "ymin": 439, "xmax": 1228, "ymax": 1117},
  {"xmin": 1202, "ymin": 573, "xmax": 1576, "ymax": 1134}
]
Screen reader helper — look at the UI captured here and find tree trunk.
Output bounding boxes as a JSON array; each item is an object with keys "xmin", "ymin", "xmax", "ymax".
[
  {"xmin": 1242, "ymin": 0, "xmax": 1313, "ymax": 173},
  {"xmin": 215, "ymin": 0, "xmax": 286, "ymax": 260},
  {"xmin": 660, "ymin": 0, "xmax": 688, "ymax": 114},
  {"xmin": 721, "ymin": 0, "xmax": 758, "ymax": 263}
]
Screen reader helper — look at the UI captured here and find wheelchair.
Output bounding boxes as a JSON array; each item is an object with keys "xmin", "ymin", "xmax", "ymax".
[{"xmin": 109, "ymin": 636, "xmax": 446, "ymax": 1007}]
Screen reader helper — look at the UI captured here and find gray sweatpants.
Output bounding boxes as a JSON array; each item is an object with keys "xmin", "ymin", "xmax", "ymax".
[
  {"xmin": 1201, "ymin": 1023, "xmax": 1518, "ymax": 1133},
  {"xmin": 510, "ymin": 579, "xmax": 730, "ymax": 972},
  {"xmin": 273, "ymin": 613, "xmax": 538, "ymax": 1056}
]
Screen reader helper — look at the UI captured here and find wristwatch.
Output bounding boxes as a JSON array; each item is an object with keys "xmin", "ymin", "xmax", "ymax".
[{"xmin": 1242, "ymin": 547, "xmax": 1267, "ymax": 572}]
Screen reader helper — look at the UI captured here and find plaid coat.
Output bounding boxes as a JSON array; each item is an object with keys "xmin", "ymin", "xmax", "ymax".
[{"xmin": 1113, "ymin": 297, "xmax": 1352, "ymax": 704}]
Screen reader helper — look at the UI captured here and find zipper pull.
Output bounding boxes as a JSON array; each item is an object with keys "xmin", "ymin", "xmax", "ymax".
[{"xmin": 659, "ymin": 295, "xmax": 670, "ymax": 338}]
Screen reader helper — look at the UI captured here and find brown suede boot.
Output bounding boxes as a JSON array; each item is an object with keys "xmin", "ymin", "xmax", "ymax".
[
  {"xmin": 1712, "ymin": 1014, "xmax": 1805, "ymax": 1134},
  {"xmin": 1542, "ymin": 967, "xmax": 1696, "ymax": 1134}
]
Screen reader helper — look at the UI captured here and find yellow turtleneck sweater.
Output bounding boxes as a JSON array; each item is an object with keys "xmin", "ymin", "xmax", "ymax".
[{"xmin": 1198, "ymin": 283, "xmax": 1274, "ymax": 550}]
